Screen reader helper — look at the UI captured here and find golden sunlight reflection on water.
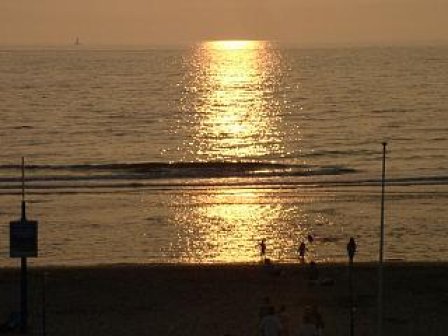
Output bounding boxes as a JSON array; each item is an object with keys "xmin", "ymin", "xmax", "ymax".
[
  {"xmin": 180, "ymin": 40, "xmax": 286, "ymax": 160},
  {"xmin": 173, "ymin": 41, "xmax": 295, "ymax": 262},
  {"xmin": 170, "ymin": 187, "xmax": 306, "ymax": 263},
  {"xmin": 169, "ymin": 41, "xmax": 313, "ymax": 262}
]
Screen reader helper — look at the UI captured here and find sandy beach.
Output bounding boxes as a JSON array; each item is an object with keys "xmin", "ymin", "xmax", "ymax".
[{"xmin": 0, "ymin": 262, "xmax": 447, "ymax": 335}]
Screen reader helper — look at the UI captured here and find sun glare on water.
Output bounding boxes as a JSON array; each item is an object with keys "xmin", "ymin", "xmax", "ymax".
[
  {"xmin": 206, "ymin": 40, "xmax": 263, "ymax": 50},
  {"xmin": 172, "ymin": 39, "xmax": 292, "ymax": 262},
  {"xmin": 181, "ymin": 39, "xmax": 281, "ymax": 159}
]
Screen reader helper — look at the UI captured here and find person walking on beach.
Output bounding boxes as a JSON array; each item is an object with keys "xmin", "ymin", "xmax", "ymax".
[
  {"xmin": 259, "ymin": 239, "xmax": 267, "ymax": 261},
  {"xmin": 298, "ymin": 242, "xmax": 306, "ymax": 262},
  {"xmin": 347, "ymin": 237, "xmax": 357, "ymax": 264}
]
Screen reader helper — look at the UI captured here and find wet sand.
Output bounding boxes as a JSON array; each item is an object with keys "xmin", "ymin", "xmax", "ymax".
[{"xmin": 0, "ymin": 262, "xmax": 447, "ymax": 335}]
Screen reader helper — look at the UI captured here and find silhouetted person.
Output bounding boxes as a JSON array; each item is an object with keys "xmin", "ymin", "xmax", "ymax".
[
  {"xmin": 297, "ymin": 309, "xmax": 319, "ymax": 336},
  {"xmin": 0, "ymin": 312, "xmax": 20, "ymax": 333},
  {"xmin": 347, "ymin": 237, "xmax": 357, "ymax": 264},
  {"xmin": 298, "ymin": 242, "xmax": 306, "ymax": 261},
  {"xmin": 307, "ymin": 234, "xmax": 314, "ymax": 243},
  {"xmin": 278, "ymin": 305, "xmax": 291, "ymax": 336},
  {"xmin": 259, "ymin": 239, "xmax": 267, "ymax": 261},
  {"xmin": 259, "ymin": 306, "xmax": 282, "ymax": 336},
  {"xmin": 259, "ymin": 297, "xmax": 273, "ymax": 321},
  {"xmin": 309, "ymin": 305, "xmax": 324, "ymax": 335}
]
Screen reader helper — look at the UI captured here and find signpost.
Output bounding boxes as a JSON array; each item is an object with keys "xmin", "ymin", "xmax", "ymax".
[
  {"xmin": 10, "ymin": 218, "xmax": 38, "ymax": 258},
  {"xmin": 9, "ymin": 157, "xmax": 38, "ymax": 333}
]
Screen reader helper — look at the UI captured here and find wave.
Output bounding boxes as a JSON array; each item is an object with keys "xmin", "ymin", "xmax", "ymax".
[
  {"xmin": 0, "ymin": 161, "xmax": 446, "ymax": 191},
  {"xmin": 0, "ymin": 161, "xmax": 355, "ymax": 181}
]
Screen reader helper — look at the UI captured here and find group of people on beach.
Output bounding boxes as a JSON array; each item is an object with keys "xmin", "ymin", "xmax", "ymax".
[
  {"xmin": 258, "ymin": 235, "xmax": 357, "ymax": 264},
  {"xmin": 259, "ymin": 297, "xmax": 324, "ymax": 336},
  {"xmin": 255, "ymin": 237, "xmax": 357, "ymax": 336}
]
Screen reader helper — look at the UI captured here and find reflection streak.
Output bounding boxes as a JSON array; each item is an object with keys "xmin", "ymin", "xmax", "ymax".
[
  {"xmin": 172, "ymin": 41, "xmax": 295, "ymax": 262},
  {"xmin": 182, "ymin": 40, "xmax": 284, "ymax": 160}
]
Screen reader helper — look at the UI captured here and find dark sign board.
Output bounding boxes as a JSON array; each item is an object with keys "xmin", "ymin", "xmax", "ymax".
[{"xmin": 10, "ymin": 219, "xmax": 38, "ymax": 258}]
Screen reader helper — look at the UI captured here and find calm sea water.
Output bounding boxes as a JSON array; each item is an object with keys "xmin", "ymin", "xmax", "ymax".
[{"xmin": 0, "ymin": 42, "xmax": 447, "ymax": 265}]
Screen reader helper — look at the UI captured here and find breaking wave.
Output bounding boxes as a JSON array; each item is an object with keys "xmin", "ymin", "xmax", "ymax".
[{"xmin": 0, "ymin": 161, "xmax": 446, "ymax": 192}]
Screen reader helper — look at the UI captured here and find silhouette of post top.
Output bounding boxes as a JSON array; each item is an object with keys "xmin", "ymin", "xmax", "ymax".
[{"xmin": 10, "ymin": 158, "xmax": 38, "ymax": 258}]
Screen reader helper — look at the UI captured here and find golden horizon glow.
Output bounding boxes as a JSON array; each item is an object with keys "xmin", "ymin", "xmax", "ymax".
[{"xmin": 205, "ymin": 40, "xmax": 265, "ymax": 50}]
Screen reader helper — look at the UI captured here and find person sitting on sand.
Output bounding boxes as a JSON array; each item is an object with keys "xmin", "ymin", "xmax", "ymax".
[
  {"xmin": 259, "ymin": 296, "xmax": 274, "ymax": 321},
  {"xmin": 0, "ymin": 312, "xmax": 20, "ymax": 333},
  {"xmin": 307, "ymin": 261, "xmax": 319, "ymax": 285},
  {"xmin": 296, "ymin": 310, "xmax": 319, "ymax": 336},
  {"xmin": 306, "ymin": 262, "xmax": 334, "ymax": 287},
  {"xmin": 278, "ymin": 304, "xmax": 291, "ymax": 336},
  {"xmin": 259, "ymin": 306, "xmax": 282, "ymax": 336},
  {"xmin": 308, "ymin": 305, "xmax": 324, "ymax": 335}
]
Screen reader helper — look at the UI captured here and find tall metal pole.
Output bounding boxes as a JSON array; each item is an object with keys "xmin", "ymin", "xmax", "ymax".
[
  {"xmin": 21, "ymin": 156, "xmax": 26, "ymax": 218},
  {"xmin": 349, "ymin": 260, "xmax": 354, "ymax": 336},
  {"xmin": 21, "ymin": 157, "xmax": 25, "ymax": 198},
  {"xmin": 377, "ymin": 142, "xmax": 387, "ymax": 336},
  {"xmin": 347, "ymin": 237, "xmax": 357, "ymax": 336},
  {"xmin": 42, "ymin": 273, "xmax": 47, "ymax": 336},
  {"xmin": 20, "ymin": 157, "xmax": 28, "ymax": 333},
  {"xmin": 20, "ymin": 257, "xmax": 28, "ymax": 333}
]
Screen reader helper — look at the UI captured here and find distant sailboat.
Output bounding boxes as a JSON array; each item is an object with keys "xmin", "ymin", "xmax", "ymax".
[{"xmin": 74, "ymin": 37, "xmax": 81, "ymax": 46}]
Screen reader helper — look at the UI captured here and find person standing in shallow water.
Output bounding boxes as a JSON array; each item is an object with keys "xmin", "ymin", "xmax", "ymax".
[
  {"xmin": 259, "ymin": 239, "xmax": 267, "ymax": 261},
  {"xmin": 298, "ymin": 242, "xmax": 306, "ymax": 262},
  {"xmin": 347, "ymin": 237, "xmax": 357, "ymax": 264}
]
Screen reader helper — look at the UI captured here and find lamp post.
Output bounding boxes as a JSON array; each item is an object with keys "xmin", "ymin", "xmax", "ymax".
[
  {"xmin": 377, "ymin": 142, "xmax": 387, "ymax": 336},
  {"xmin": 42, "ymin": 272, "xmax": 47, "ymax": 336},
  {"xmin": 347, "ymin": 237, "xmax": 357, "ymax": 336}
]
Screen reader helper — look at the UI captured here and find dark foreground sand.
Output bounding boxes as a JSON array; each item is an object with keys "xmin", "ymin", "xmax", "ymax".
[{"xmin": 0, "ymin": 263, "xmax": 447, "ymax": 335}]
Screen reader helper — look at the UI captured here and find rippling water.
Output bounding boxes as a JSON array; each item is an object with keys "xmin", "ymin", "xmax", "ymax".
[{"xmin": 0, "ymin": 42, "xmax": 447, "ymax": 265}]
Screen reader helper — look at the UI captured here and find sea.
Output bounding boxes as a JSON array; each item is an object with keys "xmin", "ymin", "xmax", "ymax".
[{"xmin": 0, "ymin": 42, "xmax": 447, "ymax": 266}]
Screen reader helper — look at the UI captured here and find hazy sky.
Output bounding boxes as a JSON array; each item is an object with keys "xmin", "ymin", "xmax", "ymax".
[{"xmin": 1, "ymin": 0, "xmax": 447, "ymax": 46}]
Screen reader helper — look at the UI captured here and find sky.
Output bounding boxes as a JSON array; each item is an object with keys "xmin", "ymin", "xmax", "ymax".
[{"xmin": 1, "ymin": 0, "xmax": 447, "ymax": 46}]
